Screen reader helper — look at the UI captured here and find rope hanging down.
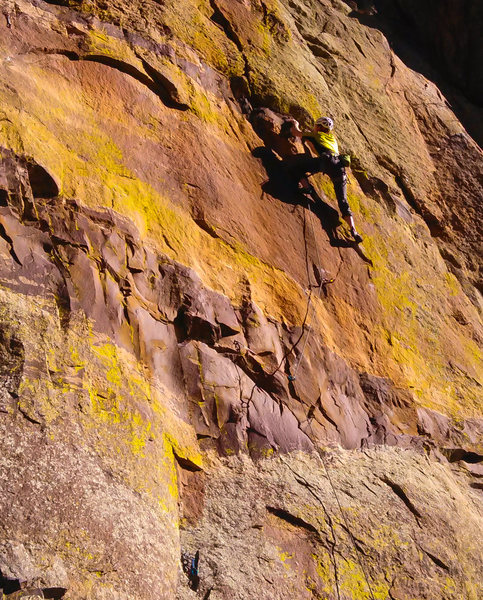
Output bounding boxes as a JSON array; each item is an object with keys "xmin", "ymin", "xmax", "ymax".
[
  {"xmin": 303, "ymin": 201, "xmax": 377, "ymax": 600},
  {"xmin": 302, "ymin": 201, "xmax": 377, "ymax": 599},
  {"xmin": 243, "ymin": 200, "xmax": 335, "ymax": 407},
  {"xmin": 286, "ymin": 200, "xmax": 377, "ymax": 600},
  {"xmin": 316, "ymin": 447, "xmax": 377, "ymax": 600},
  {"xmin": 243, "ymin": 196, "xmax": 377, "ymax": 598},
  {"xmin": 288, "ymin": 200, "xmax": 334, "ymax": 381}
]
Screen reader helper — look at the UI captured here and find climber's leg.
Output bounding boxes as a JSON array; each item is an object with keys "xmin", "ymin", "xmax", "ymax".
[
  {"xmin": 331, "ymin": 163, "xmax": 363, "ymax": 243},
  {"xmin": 283, "ymin": 154, "xmax": 321, "ymax": 193}
]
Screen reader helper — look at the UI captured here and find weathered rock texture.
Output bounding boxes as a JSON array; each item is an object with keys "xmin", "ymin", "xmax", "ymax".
[{"xmin": 0, "ymin": 0, "xmax": 481, "ymax": 599}]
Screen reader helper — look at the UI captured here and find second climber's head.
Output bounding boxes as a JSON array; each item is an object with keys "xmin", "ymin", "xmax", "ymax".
[{"xmin": 314, "ymin": 116, "xmax": 334, "ymax": 132}]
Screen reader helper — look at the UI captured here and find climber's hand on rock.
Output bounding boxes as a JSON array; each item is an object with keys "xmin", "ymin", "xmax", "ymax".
[{"xmin": 290, "ymin": 120, "xmax": 302, "ymax": 137}]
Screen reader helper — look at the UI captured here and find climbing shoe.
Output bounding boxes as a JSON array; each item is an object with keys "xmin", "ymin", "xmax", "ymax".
[{"xmin": 352, "ymin": 231, "xmax": 363, "ymax": 244}]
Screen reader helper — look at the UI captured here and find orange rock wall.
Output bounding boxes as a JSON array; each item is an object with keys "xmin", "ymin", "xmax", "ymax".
[{"xmin": 0, "ymin": 1, "xmax": 481, "ymax": 598}]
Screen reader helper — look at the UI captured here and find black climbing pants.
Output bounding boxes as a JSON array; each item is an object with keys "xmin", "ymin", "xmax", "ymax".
[{"xmin": 284, "ymin": 153, "xmax": 351, "ymax": 217}]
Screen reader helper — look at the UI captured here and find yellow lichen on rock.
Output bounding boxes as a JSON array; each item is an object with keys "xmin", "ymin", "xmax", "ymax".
[{"xmin": 0, "ymin": 1, "xmax": 482, "ymax": 598}]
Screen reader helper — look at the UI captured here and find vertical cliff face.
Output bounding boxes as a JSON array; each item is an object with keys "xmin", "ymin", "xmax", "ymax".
[{"xmin": 0, "ymin": 1, "xmax": 482, "ymax": 599}]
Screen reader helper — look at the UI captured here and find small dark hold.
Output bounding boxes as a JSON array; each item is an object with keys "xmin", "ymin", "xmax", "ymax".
[
  {"xmin": 0, "ymin": 570, "xmax": 21, "ymax": 594},
  {"xmin": 43, "ymin": 589, "xmax": 68, "ymax": 600}
]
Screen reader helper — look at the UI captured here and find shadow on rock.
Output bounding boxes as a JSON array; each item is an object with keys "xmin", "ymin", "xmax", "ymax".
[
  {"xmin": 0, "ymin": 570, "xmax": 21, "ymax": 595},
  {"xmin": 0, "ymin": 572, "xmax": 67, "ymax": 600},
  {"xmin": 252, "ymin": 146, "xmax": 342, "ymax": 245}
]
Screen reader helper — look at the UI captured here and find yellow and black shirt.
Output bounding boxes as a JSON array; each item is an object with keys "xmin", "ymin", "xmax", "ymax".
[{"xmin": 303, "ymin": 131, "xmax": 339, "ymax": 155}]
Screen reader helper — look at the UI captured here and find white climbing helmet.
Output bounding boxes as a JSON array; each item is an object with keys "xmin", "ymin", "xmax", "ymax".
[{"xmin": 315, "ymin": 116, "xmax": 334, "ymax": 130}]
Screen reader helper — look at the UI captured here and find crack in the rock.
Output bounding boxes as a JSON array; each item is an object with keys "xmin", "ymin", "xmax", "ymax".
[
  {"xmin": 353, "ymin": 39, "xmax": 367, "ymax": 58},
  {"xmin": 17, "ymin": 404, "xmax": 43, "ymax": 426},
  {"xmin": 208, "ymin": 0, "xmax": 243, "ymax": 52},
  {"xmin": 207, "ymin": 0, "xmax": 253, "ymax": 105},
  {"xmin": 441, "ymin": 448, "xmax": 483, "ymax": 464},
  {"xmin": 420, "ymin": 547, "xmax": 450, "ymax": 572},
  {"xmin": 211, "ymin": 343, "xmax": 285, "ymax": 407},
  {"xmin": 173, "ymin": 449, "xmax": 203, "ymax": 472},
  {"xmin": 193, "ymin": 216, "xmax": 222, "ymax": 240},
  {"xmin": 266, "ymin": 505, "xmax": 321, "ymax": 538},
  {"xmin": 139, "ymin": 58, "xmax": 190, "ymax": 110},
  {"xmin": 37, "ymin": 49, "xmax": 189, "ymax": 110},
  {"xmin": 469, "ymin": 481, "xmax": 483, "ymax": 490},
  {"xmin": 349, "ymin": 113, "xmax": 373, "ymax": 150},
  {"xmin": 361, "ymin": 481, "xmax": 378, "ymax": 496},
  {"xmin": 0, "ymin": 220, "xmax": 22, "ymax": 265},
  {"xmin": 338, "ymin": 524, "xmax": 368, "ymax": 556},
  {"xmin": 393, "ymin": 173, "xmax": 421, "ymax": 214},
  {"xmin": 246, "ymin": 426, "xmax": 272, "ymax": 447},
  {"xmin": 280, "ymin": 458, "xmax": 341, "ymax": 600},
  {"xmin": 373, "ymin": 155, "xmax": 445, "ymax": 238},
  {"xmin": 380, "ymin": 477, "xmax": 422, "ymax": 523},
  {"xmin": 316, "ymin": 397, "xmax": 341, "ymax": 434}
]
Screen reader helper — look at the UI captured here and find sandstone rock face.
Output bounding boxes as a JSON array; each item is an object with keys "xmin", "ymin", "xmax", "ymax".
[
  {"xmin": 177, "ymin": 450, "xmax": 482, "ymax": 600},
  {"xmin": 0, "ymin": 1, "xmax": 481, "ymax": 599}
]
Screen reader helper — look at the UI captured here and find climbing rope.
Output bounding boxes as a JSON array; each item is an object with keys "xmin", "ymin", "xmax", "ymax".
[
  {"xmin": 287, "ymin": 199, "xmax": 335, "ymax": 381},
  {"xmin": 241, "ymin": 194, "xmax": 378, "ymax": 598},
  {"xmin": 315, "ymin": 446, "xmax": 377, "ymax": 600},
  {"xmin": 283, "ymin": 198, "xmax": 377, "ymax": 599},
  {"xmin": 303, "ymin": 201, "xmax": 377, "ymax": 599},
  {"xmin": 241, "ymin": 199, "xmax": 335, "ymax": 410},
  {"xmin": 244, "ymin": 198, "xmax": 338, "ymax": 396},
  {"xmin": 281, "ymin": 443, "xmax": 377, "ymax": 600},
  {"xmin": 280, "ymin": 454, "xmax": 342, "ymax": 600}
]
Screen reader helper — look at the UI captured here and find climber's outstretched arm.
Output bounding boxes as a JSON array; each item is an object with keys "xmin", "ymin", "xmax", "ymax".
[{"xmin": 289, "ymin": 120, "xmax": 303, "ymax": 138}]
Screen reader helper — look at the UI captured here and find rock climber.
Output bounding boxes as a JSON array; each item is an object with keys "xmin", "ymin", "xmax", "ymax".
[{"xmin": 287, "ymin": 117, "xmax": 363, "ymax": 243}]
